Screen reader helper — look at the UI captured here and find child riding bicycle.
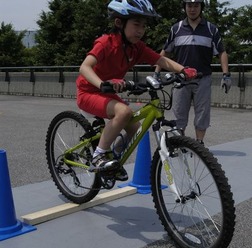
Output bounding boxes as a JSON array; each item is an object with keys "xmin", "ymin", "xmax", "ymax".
[{"xmin": 76, "ymin": 0, "xmax": 197, "ymax": 181}]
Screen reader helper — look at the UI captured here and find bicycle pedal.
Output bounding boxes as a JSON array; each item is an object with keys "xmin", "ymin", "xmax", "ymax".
[
  {"xmin": 102, "ymin": 179, "xmax": 115, "ymax": 189},
  {"xmin": 99, "ymin": 173, "xmax": 116, "ymax": 189}
]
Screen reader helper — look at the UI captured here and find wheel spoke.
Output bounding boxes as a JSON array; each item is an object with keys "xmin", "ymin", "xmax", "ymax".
[
  {"xmin": 46, "ymin": 111, "xmax": 101, "ymax": 204},
  {"xmin": 151, "ymin": 135, "xmax": 235, "ymax": 248}
]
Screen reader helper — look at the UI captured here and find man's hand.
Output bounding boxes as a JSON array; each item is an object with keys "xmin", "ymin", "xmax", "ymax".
[
  {"xmin": 221, "ymin": 73, "xmax": 231, "ymax": 94},
  {"xmin": 181, "ymin": 67, "xmax": 197, "ymax": 80}
]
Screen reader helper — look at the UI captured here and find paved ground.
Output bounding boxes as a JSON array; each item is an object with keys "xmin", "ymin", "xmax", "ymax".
[
  {"xmin": 1, "ymin": 95, "xmax": 251, "ymax": 188},
  {"xmin": 0, "ymin": 95, "xmax": 252, "ymax": 247}
]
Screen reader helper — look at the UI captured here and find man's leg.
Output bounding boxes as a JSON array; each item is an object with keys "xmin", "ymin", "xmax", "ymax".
[
  {"xmin": 193, "ymin": 75, "xmax": 212, "ymax": 144},
  {"xmin": 172, "ymin": 86, "xmax": 192, "ymax": 132},
  {"xmin": 195, "ymin": 129, "xmax": 206, "ymax": 143}
]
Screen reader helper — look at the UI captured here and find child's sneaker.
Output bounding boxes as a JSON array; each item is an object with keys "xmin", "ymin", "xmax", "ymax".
[
  {"xmin": 115, "ymin": 167, "xmax": 128, "ymax": 181},
  {"xmin": 89, "ymin": 153, "xmax": 119, "ymax": 172}
]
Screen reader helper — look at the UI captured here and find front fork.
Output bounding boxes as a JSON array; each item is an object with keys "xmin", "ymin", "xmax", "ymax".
[
  {"xmin": 152, "ymin": 120, "xmax": 181, "ymax": 200},
  {"xmin": 158, "ymin": 131, "xmax": 181, "ymax": 201},
  {"xmin": 154, "ymin": 125, "xmax": 196, "ymax": 202}
]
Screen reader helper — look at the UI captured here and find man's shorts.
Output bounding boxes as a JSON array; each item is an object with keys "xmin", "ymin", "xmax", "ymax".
[{"xmin": 172, "ymin": 75, "xmax": 212, "ymax": 130}]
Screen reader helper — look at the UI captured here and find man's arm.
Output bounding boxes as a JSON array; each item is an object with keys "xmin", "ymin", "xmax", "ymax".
[
  {"xmin": 219, "ymin": 51, "xmax": 232, "ymax": 93},
  {"xmin": 219, "ymin": 51, "xmax": 229, "ymax": 74}
]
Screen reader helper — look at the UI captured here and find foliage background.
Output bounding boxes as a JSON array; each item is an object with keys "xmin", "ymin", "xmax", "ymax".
[{"xmin": 0, "ymin": 0, "xmax": 252, "ymax": 67}]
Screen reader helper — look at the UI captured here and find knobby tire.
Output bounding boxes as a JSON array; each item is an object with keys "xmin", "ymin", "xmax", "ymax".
[
  {"xmin": 151, "ymin": 135, "xmax": 235, "ymax": 248},
  {"xmin": 45, "ymin": 111, "xmax": 101, "ymax": 204}
]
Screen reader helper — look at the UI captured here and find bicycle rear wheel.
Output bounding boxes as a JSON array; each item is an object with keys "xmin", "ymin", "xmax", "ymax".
[
  {"xmin": 151, "ymin": 135, "xmax": 235, "ymax": 248},
  {"xmin": 45, "ymin": 111, "xmax": 101, "ymax": 204}
]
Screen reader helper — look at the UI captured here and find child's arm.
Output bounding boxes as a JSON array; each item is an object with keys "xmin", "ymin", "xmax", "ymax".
[
  {"xmin": 156, "ymin": 56, "xmax": 184, "ymax": 73},
  {"xmin": 156, "ymin": 56, "xmax": 197, "ymax": 80},
  {"xmin": 79, "ymin": 55, "xmax": 103, "ymax": 89}
]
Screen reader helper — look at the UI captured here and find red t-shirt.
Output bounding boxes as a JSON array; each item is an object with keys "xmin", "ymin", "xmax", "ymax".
[{"xmin": 76, "ymin": 33, "xmax": 161, "ymax": 92}]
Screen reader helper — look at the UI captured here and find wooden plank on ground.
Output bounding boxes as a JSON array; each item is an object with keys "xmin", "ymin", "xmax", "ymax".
[{"xmin": 21, "ymin": 186, "xmax": 137, "ymax": 226}]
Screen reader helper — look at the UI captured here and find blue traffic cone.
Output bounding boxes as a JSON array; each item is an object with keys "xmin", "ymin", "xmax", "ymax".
[
  {"xmin": 0, "ymin": 150, "xmax": 36, "ymax": 241},
  {"xmin": 119, "ymin": 131, "xmax": 152, "ymax": 194}
]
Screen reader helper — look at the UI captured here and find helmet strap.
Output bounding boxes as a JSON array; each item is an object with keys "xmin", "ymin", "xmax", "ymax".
[{"xmin": 114, "ymin": 18, "xmax": 132, "ymax": 63}]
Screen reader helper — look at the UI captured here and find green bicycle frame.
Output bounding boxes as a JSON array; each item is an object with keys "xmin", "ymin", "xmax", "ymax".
[
  {"xmin": 63, "ymin": 132, "xmax": 101, "ymax": 169},
  {"xmin": 119, "ymin": 99, "xmax": 163, "ymax": 165},
  {"xmin": 63, "ymin": 98, "xmax": 164, "ymax": 169}
]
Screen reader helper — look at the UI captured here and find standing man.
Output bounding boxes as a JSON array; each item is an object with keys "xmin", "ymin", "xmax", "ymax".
[{"xmin": 154, "ymin": 0, "xmax": 231, "ymax": 145}]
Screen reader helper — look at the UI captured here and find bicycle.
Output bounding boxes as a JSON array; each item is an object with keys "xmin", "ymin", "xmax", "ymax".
[{"xmin": 45, "ymin": 72, "xmax": 235, "ymax": 248}]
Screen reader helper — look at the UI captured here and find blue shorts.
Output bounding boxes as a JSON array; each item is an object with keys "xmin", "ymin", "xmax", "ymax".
[{"xmin": 172, "ymin": 75, "xmax": 211, "ymax": 130}]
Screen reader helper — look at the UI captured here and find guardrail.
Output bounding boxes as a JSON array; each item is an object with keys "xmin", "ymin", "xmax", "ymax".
[{"xmin": 0, "ymin": 64, "xmax": 252, "ymax": 109}]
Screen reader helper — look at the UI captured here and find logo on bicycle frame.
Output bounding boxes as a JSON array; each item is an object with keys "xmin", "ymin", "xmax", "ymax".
[{"xmin": 123, "ymin": 126, "xmax": 142, "ymax": 155}]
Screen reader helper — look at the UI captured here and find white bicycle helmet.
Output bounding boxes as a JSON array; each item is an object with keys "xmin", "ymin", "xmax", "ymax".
[
  {"xmin": 183, "ymin": 0, "xmax": 205, "ymax": 10},
  {"xmin": 107, "ymin": 0, "xmax": 160, "ymax": 20}
]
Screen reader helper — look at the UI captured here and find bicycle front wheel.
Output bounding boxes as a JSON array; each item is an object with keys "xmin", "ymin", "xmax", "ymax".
[
  {"xmin": 45, "ymin": 111, "xmax": 101, "ymax": 204},
  {"xmin": 151, "ymin": 135, "xmax": 235, "ymax": 248}
]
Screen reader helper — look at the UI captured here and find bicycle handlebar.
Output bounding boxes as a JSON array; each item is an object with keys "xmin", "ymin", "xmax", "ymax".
[
  {"xmin": 161, "ymin": 72, "xmax": 203, "ymax": 89},
  {"xmin": 100, "ymin": 72, "xmax": 203, "ymax": 94}
]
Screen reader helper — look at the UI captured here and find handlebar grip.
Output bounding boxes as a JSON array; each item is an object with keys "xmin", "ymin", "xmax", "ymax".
[
  {"xmin": 100, "ymin": 82, "xmax": 115, "ymax": 93},
  {"xmin": 100, "ymin": 81, "xmax": 136, "ymax": 93}
]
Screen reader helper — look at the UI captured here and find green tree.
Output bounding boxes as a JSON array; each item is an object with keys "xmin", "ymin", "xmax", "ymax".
[
  {"xmin": 225, "ymin": 5, "xmax": 252, "ymax": 63},
  {"xmin": 145, "ymin": 0, "xmax": 184, "ymax": 51},
  {"xmin": 34, "ymin": 0, "xmax": 251, "ymax": 66},
  {"xmin": 0, "ymin": 22, "xmax": 26, "ymax": 66},
  {"xmin": 35, "ymin": 0, "xmax": 108, "ymax": 66},
  {"xmin": 35, "ymin": 0, "xmax": 79, "ymax": 65},
  {"xmin": 71, "ymin": 0, "xmax": 108, "ymax": 64},
  {"xmin": 23, "ymin": 47, "xmax": 37, "ymax": 66},
  {"xmin": 204, "ymin": 0, "xmax": 227, "ymax": 25},
  {"xmin": 202, "ymin": 0, "xmax": 234, "ymax": 63}
]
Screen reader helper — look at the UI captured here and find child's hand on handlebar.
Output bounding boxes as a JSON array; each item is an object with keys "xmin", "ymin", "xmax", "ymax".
[
  {"xmin": 181, "ymin": 67, "xmax": 197, "ymax": 80},
  {"xmin": 100, "ymin": 79, "xmax": 126, "ymax": 93},
  {"xmin": 112, "ymin": 79, "xmax": 126, "ymax": 93}
]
